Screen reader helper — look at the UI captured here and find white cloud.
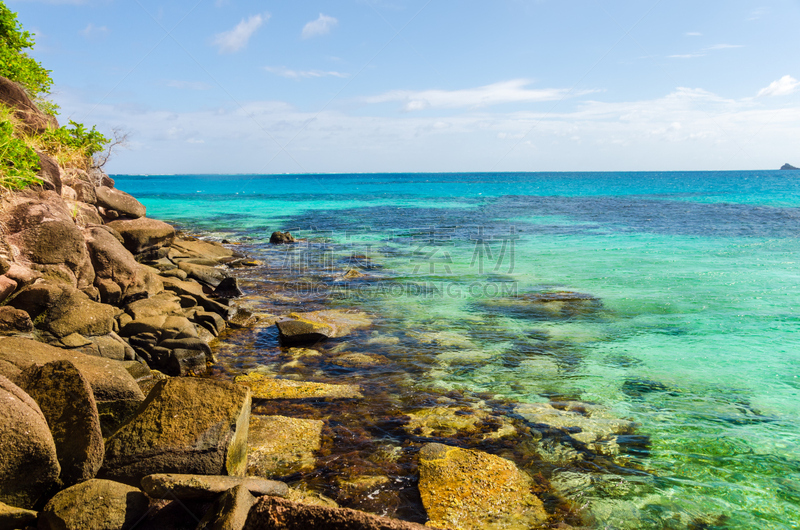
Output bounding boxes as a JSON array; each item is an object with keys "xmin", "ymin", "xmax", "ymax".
[
  {"xmin": 365, "ymin": 79, "xmax": 592, "ymax": 111},
  {"xmin": 302, "ymin": 14, "xmax": 338, "ymax": 39},
  {"xmin": 669, "ymin": 53, "xmax": 705, "ymax": 59},
  {"xmin": 167, "ymin": 80, "xmax": 213, "ymax": 91},
  {"xmin": 686, "ymin": 32, "xmax": 702, "ymax": 36},
  {"xmin": 757, "ymin": 75, "xmax": 800, "ymax": 97},
  {"xmin": 80, "ymin": 23, "xmax": 109, "ymax": 39},
  {"xmin": 212, "ymin": 14, "xmax": 268, "ymax": 53},
  {"xmin": 265, "ymin": 66, "xmax": 348, "ymax": 79},
  {"xmin": 706, "ymin": 44, "xmax": 744, "ymax": 50}
]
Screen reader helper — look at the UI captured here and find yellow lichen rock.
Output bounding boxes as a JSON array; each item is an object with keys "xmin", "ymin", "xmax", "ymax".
[
  {"xmin": 418, "ymin": 443, "xmax": 547, "ymax": 530},
  {"xmin": 235, "ymin": 372, "xmax": 362, "ymax": 399}
]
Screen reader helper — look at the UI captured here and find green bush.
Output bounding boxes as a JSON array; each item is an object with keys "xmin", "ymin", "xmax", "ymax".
[
  {"xmin": 0, "ymin": 119, "xmax": 41, "ymax": 189},
  {"xmin": 43, "ymin": 120, "xmax": 109, "ymax": 158},
  {"xmin": 0, "ymin": 2, "xmax": 53, "ymax": 100}
]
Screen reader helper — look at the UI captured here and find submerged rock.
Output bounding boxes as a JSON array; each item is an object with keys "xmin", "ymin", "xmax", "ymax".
[
  {"xmin": 478, "ymin": 290, "xmax": 603, "ymax": 321},
  {"xmin": 247, "ymin": 415, "xmax": 323, "ymax": 477},
  {"xmin": 417, "ymin": 443, "xmax": 547, "ymax": 530},
  {"xmin": 102, "ymin": 378, "xmax": 251, "ymax": 484},
  {"xmin": 39, "ymin": 479, "xmax": 149, "ymax": 530},
  {"xmin": 269, "ymin": 231, "xmax": 296, "ymax": 245},
  {"xmin": 243, "ymin": 496, "xmax": 428, "ymax": 530},
  {"xmin": 141, "ymin": 473, "xmax": 288, "ymax": 501},
  {"xmin": 235, "ymin": 372, "xmax": 362, "ymax": 400},
  {"xmin": 276, "ymin": 310, "xmax": 372, "ymax": 345}
]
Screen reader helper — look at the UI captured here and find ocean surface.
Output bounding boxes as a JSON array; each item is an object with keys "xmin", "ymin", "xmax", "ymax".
[{"xmin": 114, "ymin": 171, "xmax": 800, "ymax": 529}]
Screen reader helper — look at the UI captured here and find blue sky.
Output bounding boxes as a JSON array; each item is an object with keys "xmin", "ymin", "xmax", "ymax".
[{"xmin": 10, "ymin": 0, "xmax": 800, "ymax": 173}]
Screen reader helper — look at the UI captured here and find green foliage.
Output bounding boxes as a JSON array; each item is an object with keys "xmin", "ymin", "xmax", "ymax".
[
  {"xmin": 43, "ymin": 120, "xmax": 109, "ymax": 158},
  {"xmin": 0, "ymin": 119, "xmax": 41, "ymax": 190},
  {"xmin": 0, "ymin": 2, "xmax": 53, "ymax": 99}
]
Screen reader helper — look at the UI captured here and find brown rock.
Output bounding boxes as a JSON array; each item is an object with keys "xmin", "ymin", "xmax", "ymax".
[
  {"xmin": 0, "ymin": 375, "xmax": 60, "ymax": 509},
  {"xmin": 0, "ymin": 501, "xmax": 38, "ymax": 529},
  {"xmin": 20, "ymin": 361, "xmax": 104, "ymax": 486},
  {"xmin": 0, "ymin": 76, "xmax": 58, "ymax": 134},
  {"xmin": 0, "ymin": 276, "xmax": 18, "ymax": 304},
  {"xmin": 0, "ymin": 336, "xmax": 145, "ymax": 402},
  {"xmin": 102, "ymin": 378, "xmax": 251, "ymax": 484},
  {"xmin": 243, "ymin": 496, "xmax": 429, "ymax": 530},
  {"xmin": 417, "ymin": 443, "xmax": 547, "ymax": 530},
  {"xmin": 95, "ymin": 186, "xmax": 146, "ymax": 219},
  {"xmin": 85, "ymin": 225, "xmax": 142, "ymax": 303},
  {"xmin": 39, "ymin": 479, "xmax": 149, "ymax": 530},
  {"xmin": 196, "ymin": 484, "xmax": 255, "ymax": 530},
  {"xmin": 107, "ymin": 217, "xmax": 175, "ymax": 255},
  {"xmin": 0, "ymin": 306, "xmax": 33, "ymax": 335},
  {"xmin": 235, "ymin": 373, "xmax": 362, "ymax": 400},
  {"xmin": 247, "ymin": 415, "xmax": 323, "ymax": 477},
  {"xmin": 269, "ymin": 231, "xmax": 296, "ymax": 245},
  {"xmin": 170, "ymin": 238, "xmax": 234, "ymax": 262},
  {"xmin": 35, "ymin": 151, "xmax": 62, "ymax": 194},
  {"xmin": 276, "ymin": 310, "xmax": 372, "ymax": 346},
  {"xmin": 140, "ymin": 473, "xmax": 287, "ymax": 501}
]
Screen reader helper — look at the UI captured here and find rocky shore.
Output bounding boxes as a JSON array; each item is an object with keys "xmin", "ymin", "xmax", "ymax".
[{"xmin": 0, "ymin": 76, "xmax": 649, "ymax": 529}]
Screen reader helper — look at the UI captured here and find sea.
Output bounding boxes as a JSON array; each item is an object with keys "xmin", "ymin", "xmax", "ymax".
[{"xmin": 114, "ymin": 171, "xmax": 800, "ymax": 530}]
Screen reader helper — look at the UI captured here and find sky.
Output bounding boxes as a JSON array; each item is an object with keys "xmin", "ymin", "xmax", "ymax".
[{"xmin": 9, "ymin": 0, "xmax": 800, "ymax": 174}]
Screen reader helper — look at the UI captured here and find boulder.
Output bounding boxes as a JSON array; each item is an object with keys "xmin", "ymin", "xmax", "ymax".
[
  {"xmin": 9, "ymin": 219, "xmax": 88, "ymax": 272},
  {"xmin": 20, "ymin": 361, "xmax": 104, "ymax": 486},
  {"xmin": 140, "ymin": 474, "xmax": 287, "ymax": 501},
  {"xmin": 163, "ymin": 347, "xmax": 207, "ymax": 377},
  {"xmin": 0, "ymin": 375, "xmax": 60, "ymax": 509},
  {"xmin": 247, "ymin": 415, "xmax": 323, "ymax": 478},
  {"xmin": 85, "ymin": 226, "xmax": 142, "ymax": 303},
  {"xmin": 35, "ymin": 151, "xmax": 62, "ymax": 194},
  {"xmin": 478, "ymin": 291, "xmax": 603, "ymax": 321},
  {"xmin": 0, "ymin": 501, "xmax": 38, "ymax": 529},
  {"xmin": 243, "ymin": 496, "xmax": 428, "ymax": 530},
  {"xmin": 72, "ymin": 180, "xmax": 97, "ymax": 204},
  {"xmin": 235, "ymin": 373, "xmax": 362, "ymax": 400},
  {"xmin": 0, "ymin": 76, "xmax": 58, "ymax": 134},
  {"xmin": 95, "ymin": 186, "xmax": 146, "ymax": 219},
  {"xmin": 0, "ymin": 306, "xmax": 32, "ymax": 335},
  {"xmin": 43, "ymin": 288, "xmax": 116, "ymax": 338},
  {"xmin": 39, "ymin": 479, "xmax": 149, "ymax": 530},
  {"xmin": 417, "ymin": 443, "xmax": 547, "ymax": 530},
  {"xmin": 276, "ymin": 310, "xmax": 372, "ymax": 346},
  {"xmin": 0, "ymin": 337, "xmax": 145, "ymax": 402},
  {"xmin": 196, "ymin": 484, "xmax": 255, "ymax": 530},
  {"xmin": 0, "ymin": 191, "xmax": 72, "ymax": 234},
  {"xmin": 3, "ymin": 262, "xmax": 41, "ymax": 288},
  {"xmin": 213, "ymin": 277, "xmax": 244, "ymax": 298},
  {"xmin": 107, "ymin": 218, "xmax": 175, "ymax": 255},
  {"xmin": 269, "ymin": 231, "xmax": 296, "ymax": 245},
  {"xmin": 170, "ymin": 239, "xmax": 234, "ymax": 262},
  {"xmin": 125, "ymin": 293, "xmax": 182, "ymax": 320},
  {"xmin": 178, "ymin": 261, "xmax": 229, "ymax": 288},
  {"xmin": 102, "ymin": 378, "xmax": 251, "ymax": 484}
]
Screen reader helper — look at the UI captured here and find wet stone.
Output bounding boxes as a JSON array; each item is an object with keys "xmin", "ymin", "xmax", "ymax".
[
  {"xmin": 235, "ymin": 372, "xmax": 362, "ymax": 400},
  {"xmin": 247, "ymin": 415, "xmax": 323, "ymax": 478}
]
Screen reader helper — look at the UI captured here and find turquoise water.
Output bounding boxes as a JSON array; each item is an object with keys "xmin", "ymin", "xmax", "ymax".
[{"xmin": 116, "ymin": 172, "xmax": 800, "ymax": 529}]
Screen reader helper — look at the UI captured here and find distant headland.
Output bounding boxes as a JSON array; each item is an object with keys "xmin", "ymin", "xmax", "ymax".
[{"xmin": 781, "ymin": 163, "xmax": 799, "ymax": 170}]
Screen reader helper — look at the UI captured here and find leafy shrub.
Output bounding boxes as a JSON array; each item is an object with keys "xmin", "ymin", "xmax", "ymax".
[
  {"xmin": 0, "ymin": 118, "xmax": 41, "ymax": 189},
  {"xmin": 0, "ymin": 2, "xmax": 53, "ymax": 100}
]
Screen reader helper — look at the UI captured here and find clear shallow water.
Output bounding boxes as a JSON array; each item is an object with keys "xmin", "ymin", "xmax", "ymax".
[{"xmin": 116, "ymin": 171, "xmax": 800, "ymax": 529}]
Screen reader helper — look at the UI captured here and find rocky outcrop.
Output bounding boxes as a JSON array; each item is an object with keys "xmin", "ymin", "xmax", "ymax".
[
  {"xmin": 417, "ymin": 443, "xmax": 547, "ymax": 530},
  {"xmin": 140, "ymin": 473, "xmax": 288, "ymax": 501},
  {"xmin": 106, "ymin": 217, "xmax": 175, "ymax": 255},
  {"xmin": 781, "ymin": 163, "xmax": 799, "ymax": 170},
  {"xmin": 0, "ymin": 76, "xmax": 58, "ymax": 134},
  {"xmin": 102, "ymin": 378, "xmax": 251, "ymax": 484},
  {"xmin": 39, "ymin": 479, "xmax": 150, "ymax": 530},
  {"xmin": 20, "ymin": 360, "xmax": 104, "ymax": 486},
  {"xmin": 95, "ymin": 186, "xmax": 146, "ymax": 219},
  {"xmin": 243, "ymin": 496, "xmax": 429, "ymax": 530},
  {"xmin": 0, "ymin": 375, "xmax": 60, "ymax": 509}
]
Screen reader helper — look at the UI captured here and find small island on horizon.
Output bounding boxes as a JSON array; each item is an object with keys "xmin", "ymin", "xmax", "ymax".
[{"xmin": 781, "ymin": 163, "xmax": 799, "ymax": 170}]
